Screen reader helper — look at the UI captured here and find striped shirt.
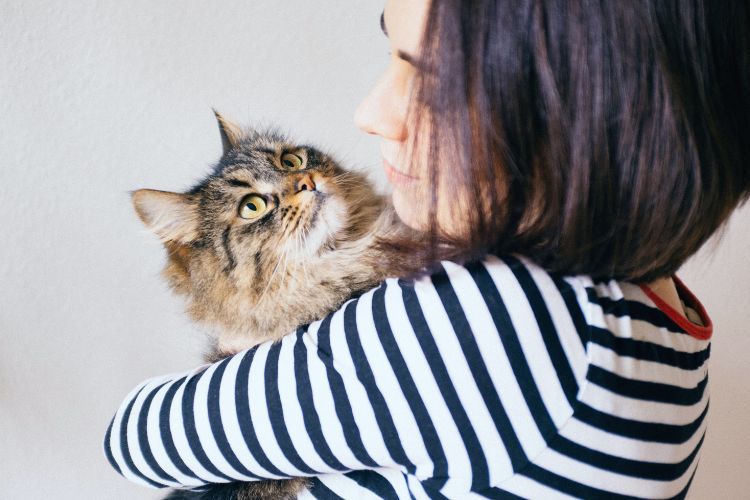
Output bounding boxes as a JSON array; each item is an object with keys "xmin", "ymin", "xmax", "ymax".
[{"xmin": 104, "ymin": 254, "xmax": 712, "ymax": 499}]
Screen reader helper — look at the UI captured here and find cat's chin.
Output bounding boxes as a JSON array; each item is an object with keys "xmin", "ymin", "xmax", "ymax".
[{"xmin": 291, "ymin": 194, "xmax": 348, "ymax": 258}]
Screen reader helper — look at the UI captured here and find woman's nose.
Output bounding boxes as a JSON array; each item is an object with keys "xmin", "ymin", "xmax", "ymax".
[{"xmin": 354, "ymin": 74, "xmax": 407, "ymax": 141}]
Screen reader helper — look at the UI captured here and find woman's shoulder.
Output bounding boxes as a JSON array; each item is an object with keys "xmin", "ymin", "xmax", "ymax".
[
  {"xmin": 402, "ymin": 252, "xmax": 586, "ymax": 299},
  {"xmin": 375, "ymin": 253, "xmax": 594, "ymax": 401},
  {"xmin": 399, "ymin": 252, "xmax": 712, "ymax": 343},
  {"xmin": 393, "ymin": 253, "xmax": 593, "ymax": 342},
  {"xmin": 379, "ymin": 252, "xmax": 712, "ymax": 385}
]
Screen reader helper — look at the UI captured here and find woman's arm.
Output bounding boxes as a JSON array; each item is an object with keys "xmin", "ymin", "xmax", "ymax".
[
  {"xmin": 104, "ymin": 256, "xmax": 591, "ymax": 492},
  {"xmin": 105, "ymin": 277, "xmax": 446, "ymax": 489}
]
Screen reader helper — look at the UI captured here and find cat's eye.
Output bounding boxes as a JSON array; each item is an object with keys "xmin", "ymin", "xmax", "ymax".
[
  {"xmin": 281, "ymin": 153, "xmax": 304, "ymax": 170},
  {"xmin": 238, "ymin": 194, "xmax": 268, "ymax": 219}
]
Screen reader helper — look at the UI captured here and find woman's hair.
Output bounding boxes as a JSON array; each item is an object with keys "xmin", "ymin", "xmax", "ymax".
[{"xmin": 393, "ymin": 0, "xmax": 750, "ymax": 282}]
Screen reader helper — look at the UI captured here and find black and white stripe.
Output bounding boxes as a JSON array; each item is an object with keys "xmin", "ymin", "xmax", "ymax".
[{"xmin": 105, "ymin": 255, "xmax": 709, "ymax": 499}]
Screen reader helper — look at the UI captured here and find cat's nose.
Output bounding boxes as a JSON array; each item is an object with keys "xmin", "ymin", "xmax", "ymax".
[{"xmin": 294, "ymin": 173, "xmax": 316, "ymax": 193}]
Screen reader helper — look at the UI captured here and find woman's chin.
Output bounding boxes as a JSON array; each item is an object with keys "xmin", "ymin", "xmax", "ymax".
[
  {"xmin": 392, "ymin": 185, "xmax": 473, "ymax": 240},
  {"xmin": 391, "ymin": 187, "xmax": 427, "ymax": 231}
]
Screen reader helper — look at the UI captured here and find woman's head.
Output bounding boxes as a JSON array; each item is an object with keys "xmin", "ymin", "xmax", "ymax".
[{"xmin": 356, "ymin": 0, "xmax": 750, "ymax": 282}]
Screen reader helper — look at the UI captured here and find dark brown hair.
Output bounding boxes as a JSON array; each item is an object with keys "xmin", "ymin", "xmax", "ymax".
[{"xmin": 392, "ymin": 0, "xmax": 750, "ymax": 282}]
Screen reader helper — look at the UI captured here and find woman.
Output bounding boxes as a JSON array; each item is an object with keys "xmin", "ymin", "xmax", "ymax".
[{"xmin": 104, "ymin": 0, "xmax": 749, "ymax": 498}]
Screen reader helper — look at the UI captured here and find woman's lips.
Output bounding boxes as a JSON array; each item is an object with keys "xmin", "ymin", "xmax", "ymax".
[{"xmin": 383, "ymin": 158, "xmax": 419, "ymax": 186}]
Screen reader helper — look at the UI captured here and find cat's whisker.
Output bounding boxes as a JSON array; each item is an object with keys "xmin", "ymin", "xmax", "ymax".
[
  {"xmin": 298, "ymin": 228, "xmax": 313, "ymax": 286},
  {"xmin": 281, "ymin": 246, "xmax": 291, "ymax": 287},
  {"xmin": 291, "ymin": 227, "xmax": 307, "ymax": 285},
  {"xmin": 259, "ymin": 247, "xmax": 286, "ymax": 303},
  {"xmin": 332, "ymin": 177, "xmax": 369, "ymax": 189},
  {"xmin": 331, "ymin": 174, "xmax": 364, "ymax": 183},
  {"xmin": 331, "ymin": 172, "xmax": 366, "ymax": 182},
  {"xmin": 278, "ymin": 243, "xmax": 291, "ymax": 290}
]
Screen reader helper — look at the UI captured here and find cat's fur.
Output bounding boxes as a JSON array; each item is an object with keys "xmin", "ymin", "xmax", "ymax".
[{"xmin": 133, "ymin": 112, "xmax": 421, "ymax": 499}]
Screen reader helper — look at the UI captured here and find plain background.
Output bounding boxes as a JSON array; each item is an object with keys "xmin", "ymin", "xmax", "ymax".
[{"xmin": 1, "ymin": 1, "xmax": 748, "ymax": 498}]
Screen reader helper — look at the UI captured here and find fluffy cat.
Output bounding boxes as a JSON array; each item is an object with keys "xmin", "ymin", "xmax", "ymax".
[{"xmin": 132, "ymin": 111, "xmax": 422, "ymax": 499}]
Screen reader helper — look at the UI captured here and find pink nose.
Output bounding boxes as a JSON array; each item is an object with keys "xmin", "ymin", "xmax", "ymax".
[{"xmin": 294, "ymin": 174, "xmax": 316, "ymax": 193}]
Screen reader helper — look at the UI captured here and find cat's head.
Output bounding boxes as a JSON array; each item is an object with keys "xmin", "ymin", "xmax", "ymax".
[{"xmin": 131, "ymin": 111, "xmax": 383, "ymax": 327}]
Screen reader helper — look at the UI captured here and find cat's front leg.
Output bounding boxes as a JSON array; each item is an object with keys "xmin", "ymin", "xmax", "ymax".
[{"xmin": 163, "ymin": 478, "xmax": 309, "ymax": 500}]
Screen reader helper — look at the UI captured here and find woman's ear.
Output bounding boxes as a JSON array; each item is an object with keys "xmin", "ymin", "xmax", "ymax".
[{"xmin": 131, "ymin": 189, "xmax": 199, "ymax": 244}]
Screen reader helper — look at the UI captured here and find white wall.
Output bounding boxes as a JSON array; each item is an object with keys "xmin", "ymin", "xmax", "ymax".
[{"xmin": 0, "ymin": 1, "xmax": 747, "ymax": 499}]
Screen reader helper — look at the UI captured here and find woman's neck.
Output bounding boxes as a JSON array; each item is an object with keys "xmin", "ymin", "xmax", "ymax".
[{"xmin": 644, "ymin": 277, "xmax": 686, "ymax": 320}]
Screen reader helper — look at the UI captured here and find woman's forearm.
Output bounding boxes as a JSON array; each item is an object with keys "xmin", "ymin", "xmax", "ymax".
[{"xmin": 104, "ymin": 285, "xmax": 414, "ymax": 489}]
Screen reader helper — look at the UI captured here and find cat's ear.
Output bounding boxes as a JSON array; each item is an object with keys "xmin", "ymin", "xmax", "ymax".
[
  {"xmin": 131, "ymin": 189, "xmax": 199, "ymax": 244},
  {"xmin": 212, "ymin": 109, "xmax": 242, "ymax": 155}
]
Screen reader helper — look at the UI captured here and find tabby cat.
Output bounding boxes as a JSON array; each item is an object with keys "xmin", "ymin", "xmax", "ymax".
[{"xmin": 132, "ymin": 111, "xmax": 422, "ymax": 499}]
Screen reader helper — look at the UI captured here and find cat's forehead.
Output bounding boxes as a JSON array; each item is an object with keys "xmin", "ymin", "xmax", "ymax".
[
  {"xmin": 221, "ymin": 164, "xmax": 277, "ymax": 193},
  {"xmin": 236, "ymin": 128, "xmax": 302, "ymax": 155},
  {"xmin": 190, "ymin": 128, "xmax": 336, "ymax": 195},
  {"xmin": 235, "ymin": 132, "xmax": 311, "ymax": 161},
  {"xmin": 223, "ymin": 144, "xmax": 304, "ymax": 176},
  {"xmin": 213, "ymin": 143, "xmax": 316, "ymax": 186}
]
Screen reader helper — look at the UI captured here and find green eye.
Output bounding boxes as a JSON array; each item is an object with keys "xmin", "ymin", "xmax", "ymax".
[
  {"xmin": 239, "ymin": 194, "xmax": 268, "ymax": 219},
  {"xmin": 281, "ymin": 153, "xmax": 303, "ymax": 170}
]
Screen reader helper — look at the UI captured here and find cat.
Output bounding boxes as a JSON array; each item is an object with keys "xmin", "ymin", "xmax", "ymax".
[{"xmin": 131, "ymin": 111, "xmax": 423, "ymax": 499}]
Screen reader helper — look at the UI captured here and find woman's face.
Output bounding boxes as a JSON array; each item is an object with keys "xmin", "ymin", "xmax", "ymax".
[{"xmin": 354, "ymin": 0, "xmax": 448, "ymax": 233}]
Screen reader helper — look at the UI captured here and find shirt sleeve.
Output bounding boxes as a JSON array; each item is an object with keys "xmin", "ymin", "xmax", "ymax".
[{"xmin": 103, "ymin": 256, "xmax": 591, "ymax": 492}]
